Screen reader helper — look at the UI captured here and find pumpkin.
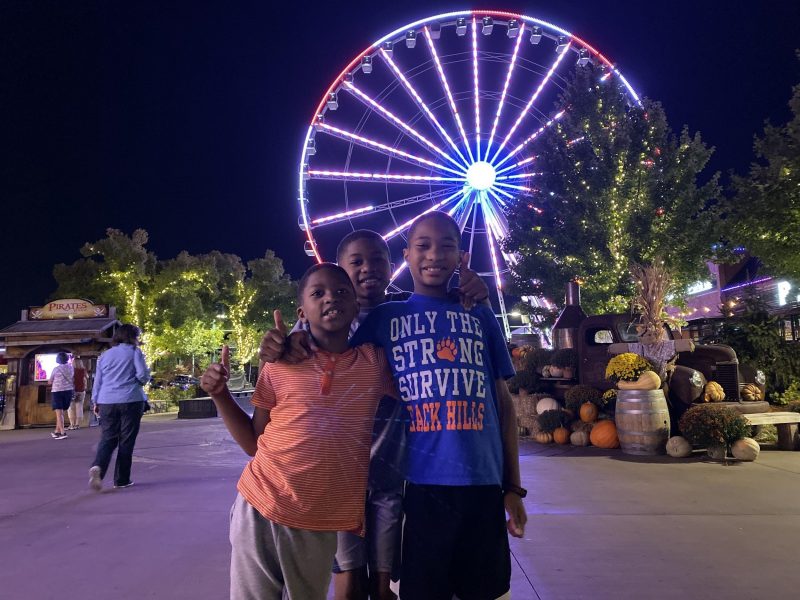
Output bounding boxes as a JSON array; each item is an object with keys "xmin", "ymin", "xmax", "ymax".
[
  {"xmin": 589, "ymin": 420, "xmax": 620, "ymax": 449},
  {"xmin": 511, "ymin": 347, "xmax": 522, "ymax": 359},
  {"xmin": 536, "ymin": 397, "xmax": 560, "ymax": 414},
  {"xmin": 579, "ymin": 402, "xmax": 599, "ymax": 423},
  {"xmin": 617, "ymin": 370, "xmax": 661, "ymax": 391},
  {"xmin": 534, "ymin": 431, "xmax": 553, "ymax": 444},
  {"xmin": 549, "ymin": 365, "xmax": 564, "ymax": 378},
  {"xmin": 553, "ymin": 426, "xmax": 570, "ymax": 444},
  {"xmin": 570, "ymin": 430, "xmax": 590, "ymax": 446},
  {"xmin": 666, "ymin": 436, "xmax": 693, "ymax": 458},
  {"xmin": 740, "ymin": 384, "xmax": 763, "ymax": 402},
  {"xmin": 731, "ymin": 437, "xmax": 760, "ymax": 461},
  {"xmin": 703, "ymin": 381, "xmax": 725, "ymax": 403},
  {"xmin": 541, "ymin": 366, "xmax": 551, "ymax": 378}
]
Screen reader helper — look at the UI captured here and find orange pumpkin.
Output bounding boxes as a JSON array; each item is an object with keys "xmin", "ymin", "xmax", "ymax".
[
  {"xmin": 511, "ymin": 347, "xmax": 522, "ymax": 359},
  {"xmin": 590, "ymin": 420, "xmax": 620, "ymax": 449},
  {"xmin": 579, "ymin": 402, "xmax": 599, "ymax": 423},
  {"xmin": 553, "ymin": 426, "xmax": 570, "ymax": 445}
]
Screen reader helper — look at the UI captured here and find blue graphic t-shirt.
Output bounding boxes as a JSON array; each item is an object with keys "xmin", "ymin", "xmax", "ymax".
[{"xmin": 351, "ymin": 293, "xmax": 515, "ymax": 486}]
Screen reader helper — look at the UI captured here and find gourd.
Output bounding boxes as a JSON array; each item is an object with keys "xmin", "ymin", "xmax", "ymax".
[
  {"xmin": 536, "ymin": 397, "xmax": 560, "ymax": 414},
  {"xmin": 553, "ymin": 426, "xmax": 570, "ymax": 445},
  {"xmin": 589, "ymin": 420, "xmax": 620, "ymax": 449},
  {"xmin": 570, "ymin": 430, "xmax": 590, "ymax": 446},
  {"xmin": 740, "ymin": 384, "xmax": 763, "ymax": 402},
  {"xmin": 579, "ymin": 402, "xmax": 599, "ymax": 423},
  {"xmin": 666, "ymin": 436, "xmax": 693, "ymax": 458},
  {"xmin": 731, "ymin": 437, "xmax": 760, "ymax": 461},
  {"xmin": 703, "ymin": 381, "xmax": 725, "ymax": 403},
  {"xmin": 541, "ymin": 366, "xmax": 552, "ymax": 378},
  {"xmin": 571, "ymin": 420, "xmax": 593, "ymax": 433},
  {"xmin": 617, "ymin": 370, "xmax": 661, "ymax": 391},
  {"xmin": 534, "ymin": 431, "xmax": 553, "ymax": 444}
]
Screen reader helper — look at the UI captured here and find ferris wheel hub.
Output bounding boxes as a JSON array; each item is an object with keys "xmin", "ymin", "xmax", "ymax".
[{"xmin": 465, "ymin": 161, "xmax": 496, "ymax": 191}]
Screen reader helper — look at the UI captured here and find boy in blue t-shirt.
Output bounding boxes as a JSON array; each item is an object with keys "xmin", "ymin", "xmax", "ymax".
[{"xmin": 350, "ymin": 211, "xmax": 526, "ymax": 600}]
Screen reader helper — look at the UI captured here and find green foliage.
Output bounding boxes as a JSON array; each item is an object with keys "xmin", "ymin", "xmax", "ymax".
[
  {"xmin": 147, "ymin": 384, "xmax": 199, "ymax": 408},
  {"xmin": 537, "ymin": 409, "xmax": 568, "ymax": 433},
  {"xmin": 773, "ymin": 381, "xmax": 800, "ymax": 406},
  {"xmin": 510, "ymin": 370, "xmax": 540, "ymax": 393},
  {"xmin": 718, "ymin": 65, "xmax": 800, "ymax": 281},
  {"xmin": 551, "ymin": 348, "xmax": 577, "ymax": 369},
  {"xmin": 523, "ymin": 348, "xmax": 553, "ymax": 373},
  {"xmin": 564, "ymin": 384, "xmax": 603, "ymax": 412},
  {"xmin": 503, "ymin": 66, "xmax": 721, "ymax": 315},
  {"xmin": 679, "ymin": 405, "xmax": 750, "ymax": 447}
]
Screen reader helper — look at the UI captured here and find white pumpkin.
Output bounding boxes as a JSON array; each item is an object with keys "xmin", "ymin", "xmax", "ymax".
[
  {"xmin": 666, "ymin": 436, "xmax": 692, "ymax": 458},
  {"xmin": 731, "ymin": 437, "xmax": 760, "ymax": 462},
  {"xmin": 536, "ymin": 397, "xmax": 560, "ymax": 414},
  {"xmin": 570, "ymin": 430, "xmax": 590, "ymax": 446}
]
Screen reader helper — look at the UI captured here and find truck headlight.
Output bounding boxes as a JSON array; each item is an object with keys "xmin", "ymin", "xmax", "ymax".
[
  {"xmin": 755, "ymin": 370, "xmax": 766, "ymax": 385},
  {"xmin": 690, "ymin": 371, "xmax": 703, "ymax": 388}
]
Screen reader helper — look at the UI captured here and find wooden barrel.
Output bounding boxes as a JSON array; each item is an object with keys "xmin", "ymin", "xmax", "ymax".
[{"xmin": 615, "ymin": 389, "xmax": 670, "ymax": 455}]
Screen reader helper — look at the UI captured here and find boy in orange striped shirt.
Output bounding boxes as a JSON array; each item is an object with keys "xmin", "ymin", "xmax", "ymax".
[{"xmin": 201, "ymin": 263, "xmax": 397, "ymax": 600}]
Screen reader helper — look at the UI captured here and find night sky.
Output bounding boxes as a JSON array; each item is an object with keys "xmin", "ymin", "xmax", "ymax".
[{"xmin": 2, "ymin": 1, "xmax": 798, "ymax": 326}]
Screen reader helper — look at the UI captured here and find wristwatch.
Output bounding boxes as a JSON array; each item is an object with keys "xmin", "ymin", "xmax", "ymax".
[{"xmin": 504, "ymin": 483, "xmax": 527, "ymax": 498}]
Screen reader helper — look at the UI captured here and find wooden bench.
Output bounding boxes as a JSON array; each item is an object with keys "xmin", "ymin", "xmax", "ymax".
[{"xmin": 742, "ymin": 412, "xmax": 800, "ymax": 450}]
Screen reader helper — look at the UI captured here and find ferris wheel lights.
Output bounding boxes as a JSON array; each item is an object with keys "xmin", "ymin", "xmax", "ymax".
[
  {"xmin": 297, "ymin": 215, "xmax": 308, "ymax": 232},
  {"xmin": 507, "ymin": 19, "xmax": 520, "ymax": 38},
  {"xmin": 326, "ymin": 92, "xmax": 338, "ymax": 110},
  {"xmin": 481, "ymin": 17, "xmax": 494, "ymax": 35},
  {"xmin": 306, "ymin": 138, "xmax": 316, "ymax": 156},
  {"xmin": 529, "ymin": 26, "xmax": 542, "ymax": 44},
  {"xmin": 360, "ymin": 56, "xmax": 373, "ymax": 74},
  {"xmin": 556, "ymin": 36, "xmax": 569, "ymax": 54},
  {"xmin": 577, "ymin": 48, "xmax": 591, "ymax": 67},
  {"xmin": 405, "ymin": 30, "xmax": 417, "ymax": 48},
  {"xmin": 381, "ymin": 41, "xmax": 393, "ymax": 56},
  {"xmin": 304, "ymin": 241, "xmax": 317, "ymax": 257},
  {"xmin": 344, "ymin": 73, "xmax": 354, "ymax": 84},
  {"xmin": 456, "ymin": 18, "xmax": 467, "ymax": 36},
  {"xmin": 429, "ymin": 22, "xmax": 441, "ymax": 39}
]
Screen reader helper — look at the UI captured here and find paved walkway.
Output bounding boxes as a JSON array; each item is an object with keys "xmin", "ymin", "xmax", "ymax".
[{"xmin": 2, "ymin": 415, "xmax": 799, "ymax": 599}]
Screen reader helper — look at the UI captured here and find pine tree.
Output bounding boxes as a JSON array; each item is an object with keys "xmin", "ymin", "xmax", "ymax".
[{"xmin": 503, "ymin": 66, "xmax": 721, "ymax": 316}]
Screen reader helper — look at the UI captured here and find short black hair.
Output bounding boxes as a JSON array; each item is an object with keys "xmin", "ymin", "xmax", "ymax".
[
  {"xmin": 56, "ymin": 352, "xmax": 69, "ymax": 364},
  {"xmin": 112, "ymin": 323, "xmax": 141, "ymax": 346},
  {"xmin": 336, "ymin": 229, "xmax": 390, "ymax": 264},
  {"xmin": 407, "ymin": 211, "xmax": 461, "ymax": 246},
  {"xmin": 297, "ymin": 263, "xmax": 356, "ymax": 304}
]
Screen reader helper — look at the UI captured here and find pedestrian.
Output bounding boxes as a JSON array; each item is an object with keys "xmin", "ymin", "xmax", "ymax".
[
  {"xmin": 49, "ymin": 352, "xmax": 73, "ymax": 440},
  {"xmin": 88, "ymin": 324, "xmax": 150, "ymax": 491},
  {"xmin": 68, "ymin": 357, "xmax": 88, "ymax": 430},
  {"xmin": 201, "ymin": 263, "xmax": 397, "ymax": 600},
  {"xmin": 350, "ymin": 211, "xmax": 527, "ymax": 600}
]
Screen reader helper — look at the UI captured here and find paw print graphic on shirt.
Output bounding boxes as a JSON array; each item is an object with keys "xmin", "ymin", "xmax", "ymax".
[{"xmin": 436, "ymin": 337, "xmax": 458, "ymax": 362}]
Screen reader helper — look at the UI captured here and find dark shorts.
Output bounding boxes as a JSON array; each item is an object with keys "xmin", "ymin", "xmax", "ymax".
[
  {"xmin": 400, "ymin": 483, "xmax": 511, "ymax": 600},
  {"xmin": 51, "ymin": 390, "xmax": 73, "ymax": 411}
]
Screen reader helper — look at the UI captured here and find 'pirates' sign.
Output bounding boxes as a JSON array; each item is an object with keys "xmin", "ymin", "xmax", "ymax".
[{"xmin": 28, "ymin": 299, "xmax": 108, "ymax": 320}]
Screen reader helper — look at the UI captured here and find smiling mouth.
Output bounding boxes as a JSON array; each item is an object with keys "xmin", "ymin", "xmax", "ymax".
[
  {"xmin": 322, "ymin": 307, "xmax": 344, "ymax": 318},
  {"xmin": 358, "ymin": 277, "xmax": 384, "ymax": 286},
  {"xmin": 422, "ymin": 266, "xmax": 447, "ymax": 274}
]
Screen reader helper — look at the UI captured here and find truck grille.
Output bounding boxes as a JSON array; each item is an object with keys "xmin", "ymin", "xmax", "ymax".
[{"xmin": 715, "ymin": 362, "xmax": 740, "ymax": 401}]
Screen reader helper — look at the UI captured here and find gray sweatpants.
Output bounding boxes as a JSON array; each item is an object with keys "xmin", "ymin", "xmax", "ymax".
[{"xmin": 229, "ymin": 493, "xmax": 337, "ymax": 600}]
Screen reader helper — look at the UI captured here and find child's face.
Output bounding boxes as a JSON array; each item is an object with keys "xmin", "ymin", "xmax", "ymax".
[
  {"xmin": 403, "ymin": 218, "xmax": 460, "ymax": 295},
  {"xmin": 297, "ymin": 269, "xmax": 359, "ymax": 334},
  {"xmin": 339, "ymin": 238, "xmax": 392, "ymax": 306}
]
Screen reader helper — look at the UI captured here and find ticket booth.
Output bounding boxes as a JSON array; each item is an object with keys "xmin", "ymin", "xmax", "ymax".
[{"xmin": 0, "ymin": 299, "xmax": 120, "ymax": 430}]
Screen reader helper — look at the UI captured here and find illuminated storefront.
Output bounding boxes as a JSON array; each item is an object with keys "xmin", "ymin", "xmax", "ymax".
[{"xmin": 0, "ymin": 299, "xmax": 119, "ymax": 430}]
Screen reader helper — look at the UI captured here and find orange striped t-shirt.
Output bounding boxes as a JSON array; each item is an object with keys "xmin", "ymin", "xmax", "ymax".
[{"xmin": 237, "ymin": 344, "xmax": 397, "ymax": 532}]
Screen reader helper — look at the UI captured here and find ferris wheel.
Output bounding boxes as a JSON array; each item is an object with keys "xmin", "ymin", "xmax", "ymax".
[{"xmin": 297, "ymin": 9, "xmax": 641, "ymax": 337}]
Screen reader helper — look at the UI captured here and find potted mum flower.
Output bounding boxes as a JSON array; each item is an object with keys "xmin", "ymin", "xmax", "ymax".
[{"xmin": 605, "ymin": 353, "xmax": 654, "ymax": 388}]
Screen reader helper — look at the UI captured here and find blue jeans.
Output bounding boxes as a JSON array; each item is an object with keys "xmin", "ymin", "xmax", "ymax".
[{"xmin": 92, "ymin": 402, "xmax": 144, "ymax": 486}]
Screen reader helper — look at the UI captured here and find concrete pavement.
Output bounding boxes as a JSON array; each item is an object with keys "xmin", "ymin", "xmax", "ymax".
[{"xmin": 2, "ymin": 414, "xmax": 799, "ymax": 599}]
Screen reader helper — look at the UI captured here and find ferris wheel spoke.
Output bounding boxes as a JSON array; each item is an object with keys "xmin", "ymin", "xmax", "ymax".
[
  {"xmin": 489, "ymin": 42, "xmax": 572, "ymax": 165},
  {"xmin": 308, "ymin": 169, "xmax": 464, "ymax": 184},
  {"xmin": 423, "ymin": 26, "xmax": 474, "ymax": 162},
  {"xmin": 380, "ymin": 49, "xmax": 471, "ymax": 169},
  {"xmin": 493, "ymin": 110, "xmax": 566, "ymax": 170},
  {"xmin": 344, "ymin": 83, "xmax": 467, "ymax": 171},
  {"xmin": 471, "ymin": 18, "xmax": 481, "ymax": 159},
  {"xmin": 495, "ymin": 172, "xmax": 539, "ymax": 182},
  {"xmin": 495, "ymin": 155, "xmax": 535, "ymax": 176},
  {"xmin": 317, "ymin": 123, "xmax": 465, "ymax": 176},
  {"xmin": 493, "ymin": 181, "xmax": 533, "ymax": 192},
  {"xmin": 483, "ymin": 23, "xmax": 525, "ymax": 161},
  {"xmin": 308, "ymin": 189, "xmax": 454, "ymax": 228},
  {"xmin": 482, "ymin": 191, "xmax": 509, "ymax": 238},
  {"xmin": 382, "ymin": 188, "xmax": 468, "ymax": 241}
]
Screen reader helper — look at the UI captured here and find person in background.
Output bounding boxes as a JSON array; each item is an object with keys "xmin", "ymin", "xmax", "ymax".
[
  {"xmin": 88, "ymin": 324, "xmax": 150, "ymax": 491},
  {"xmin": 68, "ymin": 357, "xmax": 88, "ymax": 430},
  {"xmin": 49, "ymin": 352, "xmax": 73, "ymax": 440}
]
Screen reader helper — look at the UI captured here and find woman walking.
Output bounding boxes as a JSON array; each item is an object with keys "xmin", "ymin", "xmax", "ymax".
[
  {"xmin": 68, "ymin": 357, "xmax": 88, "ymax": 430},
  {"xmin": 49, "ymin": 352, "xmax": 73, "ymax": 440},
  {"xmin": 88, "ymin": 324, "xmax": 150, "ymax": 491}
]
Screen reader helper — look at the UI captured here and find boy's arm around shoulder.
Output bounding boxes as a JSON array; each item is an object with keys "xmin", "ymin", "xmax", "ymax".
[
  {"xmin": 201, "ymin": 346, "xmax": 271, "ymax": 457},
  {"xmin": 349, "ymin": 304, "xmax": 389, "ymax": 347}
]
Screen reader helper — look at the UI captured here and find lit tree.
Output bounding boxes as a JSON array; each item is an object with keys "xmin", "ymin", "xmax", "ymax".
[{"xmin": 502, "ymin": 66, "xmax": 721, "ymax": 316}]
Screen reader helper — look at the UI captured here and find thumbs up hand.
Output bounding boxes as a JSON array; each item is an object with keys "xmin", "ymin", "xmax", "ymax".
[
  {"xmin": 258, "ymin": 309, "xmax": 313, "ymax": 365},
  {"xmin": 200, "ymin": 344, "xmax": 231, "ymax": 398},
  {"xmin": 458, "ymin": 251, "xmax": 490, "ymax": 311}
]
